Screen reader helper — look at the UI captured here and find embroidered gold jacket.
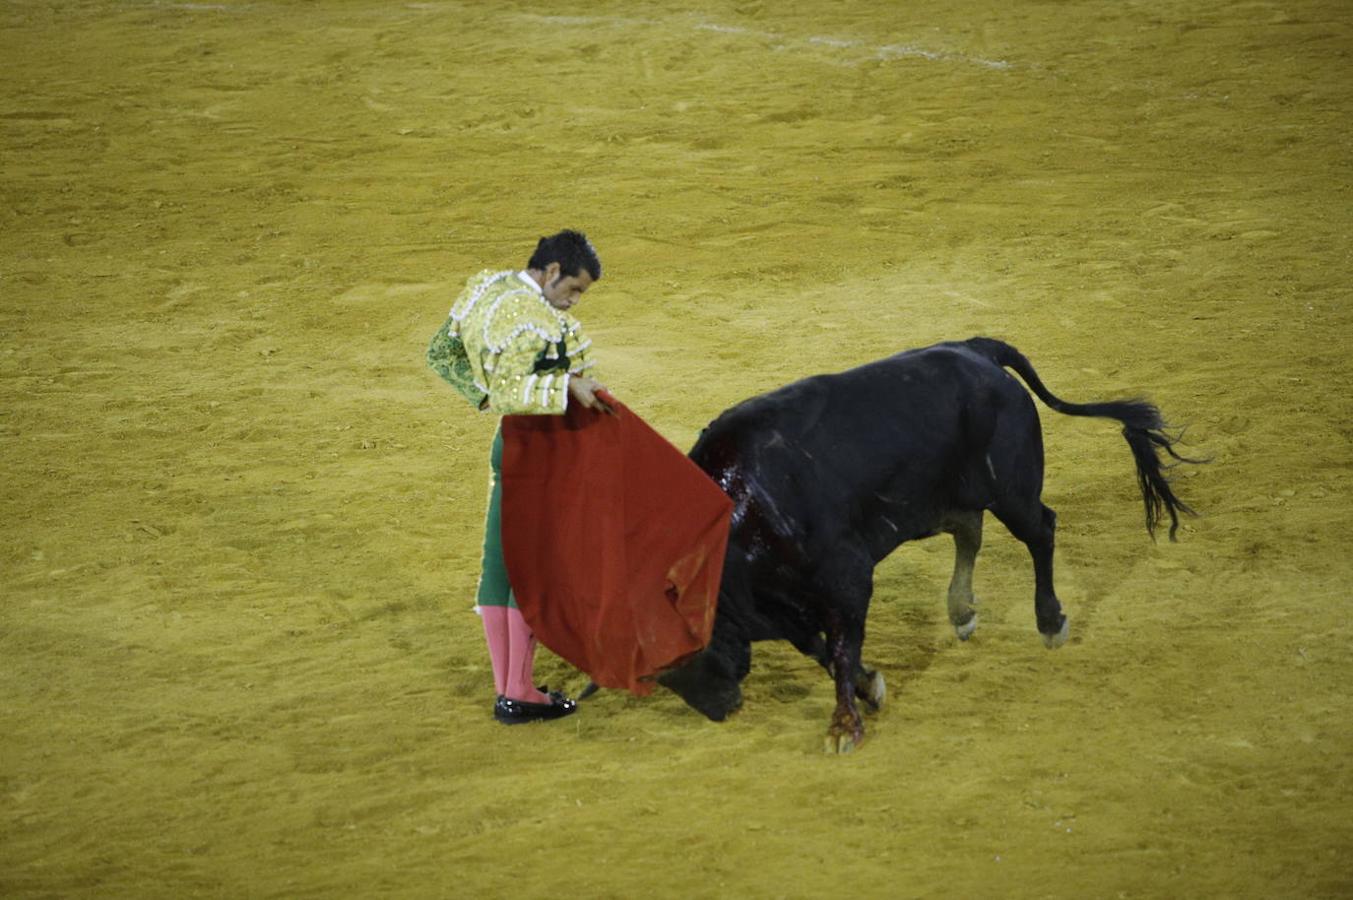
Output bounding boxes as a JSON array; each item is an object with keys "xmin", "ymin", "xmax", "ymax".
[{"xmin": 430, "ymin": 269, "xmax": 597, "ymax": 415}]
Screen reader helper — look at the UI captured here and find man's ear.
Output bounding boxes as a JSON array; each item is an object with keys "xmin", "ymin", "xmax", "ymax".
[{"xmin": 544, "ymin": 261, "xmax": 561, "ymax": 283}]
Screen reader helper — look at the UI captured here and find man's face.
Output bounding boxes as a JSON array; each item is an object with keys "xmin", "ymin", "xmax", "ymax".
[{"xmin": 540, "ymin": 262, "xmax": 594, "ymax": 311}]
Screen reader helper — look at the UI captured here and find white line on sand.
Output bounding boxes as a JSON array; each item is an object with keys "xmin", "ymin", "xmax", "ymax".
[{"xmin": 514, "ymin": 12, "xmax": 1012, "ymax": 71}]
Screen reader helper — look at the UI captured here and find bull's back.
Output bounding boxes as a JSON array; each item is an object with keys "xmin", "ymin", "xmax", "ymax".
[
  {"xmin": 692, "ymin": 342, "xmax": 1008, "ymax": 469},
  {"xmin": 690, "ymin": 342, "xmax": 1017, "ymax": 540}
]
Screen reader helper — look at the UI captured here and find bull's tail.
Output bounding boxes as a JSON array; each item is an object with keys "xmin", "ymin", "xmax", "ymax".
[{"xmin": 964, "ymin": 336, "xmax": 1201, "ymax": 541}]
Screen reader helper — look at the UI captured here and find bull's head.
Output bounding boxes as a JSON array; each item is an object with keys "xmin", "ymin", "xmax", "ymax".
[{"xmin": 657, "ymin": 629, "xmax": 750, "ymax": 721}]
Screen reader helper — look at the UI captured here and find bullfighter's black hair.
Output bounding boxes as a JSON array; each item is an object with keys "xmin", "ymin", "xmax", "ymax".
[{"xmin": 528, "ymin": 229, "xmax": 601, "ymax": 281}]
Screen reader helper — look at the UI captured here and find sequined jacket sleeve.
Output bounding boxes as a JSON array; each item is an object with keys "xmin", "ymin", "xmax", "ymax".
[
  {"xmin": 485, "ymin": 312, "xmax": 601, "ymax": 414},
  {"xmin": 485, "ymin": 328, "xmax": 572, "ymax": 415}
]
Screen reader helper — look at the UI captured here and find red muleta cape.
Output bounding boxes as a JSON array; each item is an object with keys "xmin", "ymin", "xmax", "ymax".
[{"xmin": 500, "ymin": 396, "xmax": 732, "ymax": 695}]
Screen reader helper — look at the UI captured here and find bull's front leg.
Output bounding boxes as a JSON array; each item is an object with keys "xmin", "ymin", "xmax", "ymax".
[
  {"xmin": 806, "ymin": 635, "xmax": 886, "ymax": 711},
  {"xmin": 823, "ymin": 615, "xmax": 866, "ymax": 754},
  {"xmin": 818, "ymin": 552, "xmax": 874, "ymax": 754}
]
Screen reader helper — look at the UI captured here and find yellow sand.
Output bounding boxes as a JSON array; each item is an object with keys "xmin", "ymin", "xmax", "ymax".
[{"xmin": 3, "ymin": 1, "xmax": 1350, "ymax": 896}]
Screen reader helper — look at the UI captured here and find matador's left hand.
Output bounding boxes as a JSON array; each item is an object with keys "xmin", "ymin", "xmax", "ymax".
[{"xmin": 568, "ymin": 376, "xmax": 615, "ymax": 415}]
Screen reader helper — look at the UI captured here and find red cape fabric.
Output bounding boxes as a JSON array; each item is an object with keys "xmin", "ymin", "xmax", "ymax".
[{"xmin": 500, "ymin": 396, "xmax": 732, "ymax": 695}]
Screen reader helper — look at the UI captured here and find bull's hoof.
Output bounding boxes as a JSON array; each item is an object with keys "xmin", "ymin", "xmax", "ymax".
[
  {"xmin": 858, "ymin": 669, "xmax": 886, "ymax": 710},
  {"xmin": 954, "ymin": 612, "xmax": 978, "ymax": 642},
  {"xmin": 1040, "ymin": 618, "xmax": 1070, "ymax": 649},
  {"xmin": 866, "ymin": 670, "xmax": 886, "ymax": 709},
  {"xmin": 824, "ymin": 729, "xmax": 861, "ymax": 754},
  {"xmin": 824, "ymin": 711, "xmax": 865, "ymax": 754}
]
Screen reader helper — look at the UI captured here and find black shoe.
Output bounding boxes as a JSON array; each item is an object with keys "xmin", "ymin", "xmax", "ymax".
[{"xmin": 494, "ymin": 692, "xmax": 578, "ymax": 725}]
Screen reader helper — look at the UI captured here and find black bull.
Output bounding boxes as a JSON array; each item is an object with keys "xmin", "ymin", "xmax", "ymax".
[{"xmin": 656, "ymin": 337, "xmax": 1197, "ymax": 752}]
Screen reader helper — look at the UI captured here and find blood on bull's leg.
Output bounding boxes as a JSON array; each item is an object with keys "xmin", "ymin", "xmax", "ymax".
[
  {"xmin": 823, "ymin": 618, "xmax": 866, "ymax": 754},
  {"xmin": 943, "ymin": 510, "xmax": 984, "ymax": 641},
  {"xmin": 817, "ymin": 556, "xmax": 873, "ymax": 754},
  {"xmin": 806, "ymin": 635, "xmax": 885, "ymax": 711}
]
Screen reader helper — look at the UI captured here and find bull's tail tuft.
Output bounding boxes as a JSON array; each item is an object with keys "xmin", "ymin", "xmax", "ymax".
[
  {"xmin": 1122, "ymin": 424, "xmax": 1201, "ymax": 541},
  {"xmin": 964, "ymin": 337, "xmax": 1204, "ymax": 541}
]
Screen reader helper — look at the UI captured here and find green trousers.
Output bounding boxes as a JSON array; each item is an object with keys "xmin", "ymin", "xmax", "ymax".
[{"xmin": 476, "ymin": 427, "xmax": 516, "ymax": 607}]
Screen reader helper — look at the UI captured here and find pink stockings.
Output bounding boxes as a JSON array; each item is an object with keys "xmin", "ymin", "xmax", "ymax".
[{"xmin": 478, "ymin": 605, "xmax": 549, "ymax": 704}]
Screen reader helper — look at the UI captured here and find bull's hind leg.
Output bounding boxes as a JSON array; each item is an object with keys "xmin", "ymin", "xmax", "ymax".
[
  {"xmin": 988, "ymin": 399, "xmax": 1069, "ymax": 649},
  {"xmin": 994, "ymin": 500, "xmax": 1068, "ymax": 648},
  {"xmin": 942, "ymin": 510, "xmax": 984, "ymax": 640}
]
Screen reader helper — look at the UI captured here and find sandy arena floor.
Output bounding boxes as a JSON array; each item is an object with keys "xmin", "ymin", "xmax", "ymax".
[{"xmin": 3, "ymin": 0, "xmax": 1351, "ymax": 896}]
